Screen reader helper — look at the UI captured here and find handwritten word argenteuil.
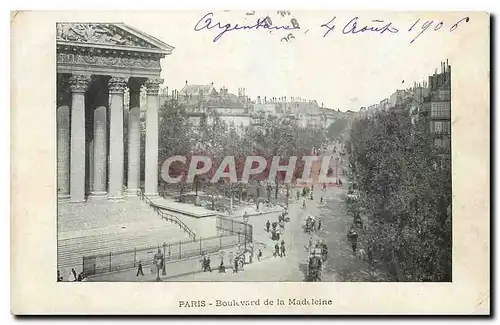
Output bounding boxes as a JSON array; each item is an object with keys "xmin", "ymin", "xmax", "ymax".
[
  {"xmin": 320, "ymin": 16, "xmax": 471, "ymax": 43},
  {"xmin": 194, "ymin": 12, "xmax": 300, "ymax": 42}
]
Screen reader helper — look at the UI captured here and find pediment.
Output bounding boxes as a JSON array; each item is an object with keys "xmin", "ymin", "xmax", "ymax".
[{"xmin": 56, "ymin": 23, "xmax": 174, "ymax": 55}]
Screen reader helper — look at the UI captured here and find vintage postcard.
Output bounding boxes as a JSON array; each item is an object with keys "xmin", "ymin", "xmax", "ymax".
[{"xmin": 11, "ymin": 10, "xmax": 489, "ymax": 314}]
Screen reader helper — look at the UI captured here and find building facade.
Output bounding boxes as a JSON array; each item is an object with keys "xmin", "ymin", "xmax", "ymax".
[
  {"xmin": 56, "ymin": 23, "xmax": 174, "ymax": 202},
  {"xmin": 422, "ymin": 62, "xmax": 452, "ymax": 153},
  {"xmin": 160, "ymin": 84, "xmax": 252, "ymax": 132}
]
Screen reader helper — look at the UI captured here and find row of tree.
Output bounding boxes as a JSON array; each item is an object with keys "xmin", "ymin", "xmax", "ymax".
[
  {"xmin": 346, "ymin": 109, "xmax": 452, "ymax": 282},
  {"xmin": 156, "ymin": 99, "xmax": 328, "ymax": 208}
]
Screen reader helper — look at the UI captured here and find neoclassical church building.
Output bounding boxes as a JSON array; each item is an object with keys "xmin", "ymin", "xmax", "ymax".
[{"xmin": 56, "ymin": 23, "xmax": 174, "ymax": 202}]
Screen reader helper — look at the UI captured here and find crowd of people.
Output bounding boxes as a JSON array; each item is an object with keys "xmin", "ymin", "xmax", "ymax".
[{"xmin": 58, "ymin": 268, "xmax": 88, "ymax": 282}]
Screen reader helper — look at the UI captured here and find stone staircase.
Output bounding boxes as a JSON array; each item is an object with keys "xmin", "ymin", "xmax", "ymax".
[{"xmin": 57, "ymin": 198, "xmax": 192, "ymax": 278}]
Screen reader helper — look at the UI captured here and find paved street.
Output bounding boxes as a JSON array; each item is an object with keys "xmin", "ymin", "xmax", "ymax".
[
  {"xmin": 171, "ymin": 182, "xmax": 393, "ymax": 282},
  {"xmin": 87, "ymin": 146, "xmax": 393, "ymax": 282}
]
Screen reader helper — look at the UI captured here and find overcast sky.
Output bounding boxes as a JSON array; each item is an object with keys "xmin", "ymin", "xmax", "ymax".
[{"xmin": 124, "ymin": 11, "xmax": 469, "ymax": 111}]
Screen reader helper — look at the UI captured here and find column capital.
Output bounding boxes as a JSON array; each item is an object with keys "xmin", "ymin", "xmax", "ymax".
[
  {"xmin": 144, "ymin": 78, "xmax": 163, "ymax": 95},
  {"xmin": 108, "ymin": 77, "xmax": 128, "ymax": 94},
  {"xmin": 69, "ymin": 74, "xmax": 91, "ymax": 93}
]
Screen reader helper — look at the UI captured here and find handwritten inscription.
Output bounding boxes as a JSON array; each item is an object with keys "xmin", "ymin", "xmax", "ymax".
[
  {"xmin": 277, "ymin": 10, "xmax": 291, "ymax": 17},
  {"xmin": 321, "ymin": 16, "xmax": 470, "ymax": 43},
  {"xmin": 194, "ymin": 12, "xmax": 300, "ymax": 42},
  {"xmin": 194, "ymin": 12, "xmax": 471, "ymax": 44},
  {"xmin": 407, "ymin": 16, "xmax": 470, "ymax": 43},
  {"xmin": 281, "ymin": 33, "xmax": 295, "ymax": 43}
]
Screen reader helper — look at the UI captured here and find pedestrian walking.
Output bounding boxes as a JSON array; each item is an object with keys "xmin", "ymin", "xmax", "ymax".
[
  {"xmin": 257, "ymin": 249, "xmax": 262, "ymax": 261},
  {"xmin": 367, "ymin": 246, "xmax": 373, "ymax": 263},
  {"xmin": 302, "ymin": 200, "xmax": 307, "ymax": 210},
  {"xmin": 202, "ymin": 256, "xmax": 209, "ymax": 272},
  {"xmin": 318, "ymin": 219, "xmax": 322, "ymax": 231},
  {"xmin": 136, "ymin": 261, "xmax": 145, "ymax": 276},
  {"xmin": 218, "ymin": 259, "xmax": 225, "ymax": 273},
  {"xmin": 233, "ymin": 257, "xmax": 239, "ymax": 273},
  {"xmin": 351, "ymin": 235, "xmax": 358, "ymax": 254},
  {"xmin": 280, "ymin": 240, "xmax": 286, "ymax": 257},
  {"xmin": 70, "ymin": 268, "xmax": 77, "ymax": 282},
  {"xmin": 266, "ymin": 220, "xmax": 270, "ymax": 232},
  {"xmin": 239, "ymin": 256, "xmax": 245, "ymax": 270},
  {"xmin": 274, "ymin": 243, "xmax": 280, "ymax": 257},
  {"xmin": 206, "ymin": 256, "xmax": 212, "ymax": 272},
  {"xmin": 320, "ymin": 196, "xmax": 323, "ymax": 204}
]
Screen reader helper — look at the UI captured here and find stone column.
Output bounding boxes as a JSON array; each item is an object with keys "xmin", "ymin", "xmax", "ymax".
[
  {"xmin": 107, "ymin": 77, "xmax": 128, "ymax": 201},
  {"xmin": 144, "ymin": 78, "xmax": 163, "ymax": 197},
  {"xmin": 126, "ymin": 86, "xmax": 142, "ymax": 196},
  {"xmin": 57, "ymin": 105, "xmax": 70, "ymax": 200},
  {"xmin": 69, "ymin": 74, "xmax": 91, "ymax": 203},
  {"xmin": 91, "ymin": 106, "xmax": 107, "ymax": 198},
  {"xmin": 89, "ymin": 139, "xmax": 94, "ymax": 193}
]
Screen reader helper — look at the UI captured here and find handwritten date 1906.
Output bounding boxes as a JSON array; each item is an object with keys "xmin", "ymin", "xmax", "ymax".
[
  {"xmin": 321, "ymin": 16, "xmax": 470, "ymax": 44},
  {"xmin": 408, "ymin": 17, "xmax": 470, "ymax": 43}
]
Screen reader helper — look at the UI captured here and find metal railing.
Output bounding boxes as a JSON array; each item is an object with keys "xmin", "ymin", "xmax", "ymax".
[
  {"xmin": 82, "ymin": 234, "xmax": 241, "ymax": 276},
  {"xmin": 216, "ymin": 215, "xmax": 253, "ymax": 244},
  {"xmin": 137, "ymin": 189, "xmax": 197, "ymax": 241}
]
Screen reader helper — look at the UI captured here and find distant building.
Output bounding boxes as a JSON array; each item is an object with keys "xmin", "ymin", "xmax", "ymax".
[
  {"xmin": 358, "ymin": 107, "xmax": 367, "ymax": 118},
  {"xmin": 421, "ymin": 61, "xmax": 451, "ymax": 154},
  {"xmin": 379, "ymin": 98, "xmax": 389, "ymax": 112},
  {"xmin": 159, "ymin": 84, "xmax": 252, "ymax": 133},
  {"xmin": 159, "ymin": 84, "xmax": 351, "ymax": 131}
]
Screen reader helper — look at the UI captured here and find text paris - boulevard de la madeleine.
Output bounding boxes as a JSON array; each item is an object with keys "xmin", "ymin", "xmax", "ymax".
[{"xmin": 212, "ymin": 298, "xmax": 334, "ymax": 307}]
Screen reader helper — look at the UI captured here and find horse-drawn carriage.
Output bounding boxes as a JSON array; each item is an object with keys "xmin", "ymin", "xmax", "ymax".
[
  {"xmin": 305, "ymin": 216, "xmax": 315, "ymax": 233},
  {"xmin": 306, "ymin": 247, "xmax": 324, "ymax": 282}
]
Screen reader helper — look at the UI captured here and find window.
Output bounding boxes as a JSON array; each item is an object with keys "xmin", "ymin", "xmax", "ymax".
[
  {"xmin": 433, "ymin": 121, "xmax": 443, "ymax": 133},
  {"xmin": 443, "ymin": 121, "xmax": 451, "ymax": 134},
  {"xmin": 431, "ymin": 102, "xmax": 451, "ymax": 118}
]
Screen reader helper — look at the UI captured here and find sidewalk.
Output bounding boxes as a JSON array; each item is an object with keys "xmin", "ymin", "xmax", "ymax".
[
  {"xmin": 88, "ymin": 246, "xmax": 242, "ymax": 282},
  {"xmin": 173, "ymin": 200, "xmax": 312, "ymax": 282}
]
